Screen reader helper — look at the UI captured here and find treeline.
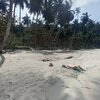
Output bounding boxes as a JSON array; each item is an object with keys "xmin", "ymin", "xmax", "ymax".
[{"xmin": 0, "ymin": 0, "xmax": 100, "ymax": 50}]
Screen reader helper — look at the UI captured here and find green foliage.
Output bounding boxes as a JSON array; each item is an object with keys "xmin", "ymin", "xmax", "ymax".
[
  {"xmin": 0, "ymin": 0, "xmax": 8, "ymax": 13},
  {"xmin": 22, "ymin": 14, "xmax": 31, "ymax": 26},
  {"xmin": 6, "ymin": 36, "xmax": 22, "ymax": 49},
  {"xmin": 0, "ymin": 0, "xmax": 100, "ymax": 50},
  {"xmin": 29, "ymin": 0, "xmax": 43, "ymax": 14},
  {"xmin": 42, "ymin": 0, "xmax": 55, "ymax": 24},
  {"xmin": 0, "ymin": 18, "xmax": 6, "ymax": 44}
]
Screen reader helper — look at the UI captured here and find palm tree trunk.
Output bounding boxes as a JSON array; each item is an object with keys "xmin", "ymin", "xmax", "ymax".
[
  {"xmin": 36, "ymin": 14, "xmax": 39, "ymax": 24},
  {"xmin": 13, "ymin": 4, "xmax": 16, "ymax": 20},
  {"xmin": 0, "ymin": 0, "xmax": 13, "ymax": 52},
  {"xmin": 69, "ymin": 28, "xmax": 76, "ymax": 50},
  {"xmin": 19, "ymin": 6, "xmax": 21, "ymax": 24},
  {"xmin": 77, "ymin": 14, "xmax": 79, "ymax": 22},
  {"xmin": 69, "ymin": 13, "xmax": 79, "ymax": 50}
]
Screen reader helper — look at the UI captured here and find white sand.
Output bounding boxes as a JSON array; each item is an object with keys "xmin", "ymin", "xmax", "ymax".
[{"xmin": 0, "ymin": 49, "xmax": 100, "ymax": 100}]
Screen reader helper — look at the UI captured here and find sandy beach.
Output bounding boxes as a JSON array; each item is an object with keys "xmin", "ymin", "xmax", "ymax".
[{"xmin": 0, "ymin": 49, "xmax": 100, "ymax": 100}]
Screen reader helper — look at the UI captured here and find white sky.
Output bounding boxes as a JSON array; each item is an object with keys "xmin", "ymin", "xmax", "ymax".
[{"xmin": 72, "ymin": 0, "xmax": 99, "ymax": 8}]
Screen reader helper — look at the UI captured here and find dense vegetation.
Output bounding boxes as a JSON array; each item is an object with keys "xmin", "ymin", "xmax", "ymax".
[{"xmin": 0, "ymin": 0, "xmax": 100, "ymax": 50}]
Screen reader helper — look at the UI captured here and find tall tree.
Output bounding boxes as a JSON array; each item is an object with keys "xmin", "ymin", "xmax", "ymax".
[
  {"xmin": 81, "ymin": 12, "xmax": 90, "ymax": 25},
  {"xmin": 81, "ymin": 12, "xmax": 91, "ymax": 34},
  {"xmin": 28, "ymin": 0, "xmax": 43, "ymax": 22},
  {"xmin": 69, "ymin": 8, "xmax": 80, "ymax": 49},
  {"xmin": 0, "ymin": 0, "xmax": 13, "ymax": 52},
  {"xmin": 42, "ymin": 0, "xmax": 55, "ymax": 25},
  {"xmin": 75, "ymin": 7, "xmax": 81, "ymax": 21},
  {"xmin": 13, "ymin": 0, "xmax": 28, "ymax": 24},
  {"xmin": 42, "ymin": 0, "xmax": 74, "ymax": 26},
  {"xmin": 54, "ymin": 0, "xmax": 74, "ymax": 27},
  {"xmin": 80, "ymin": 12, "xmax": 92, "ymax": 47}
]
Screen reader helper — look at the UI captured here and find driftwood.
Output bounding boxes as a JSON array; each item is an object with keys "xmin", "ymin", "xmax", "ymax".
[
  {"xmin": 62, "ymin": 64, "xmax": 85, "ymax": 72},
  {"xmin": 65, "ymin": 56, "xmax": 73, "ymax": 59}
]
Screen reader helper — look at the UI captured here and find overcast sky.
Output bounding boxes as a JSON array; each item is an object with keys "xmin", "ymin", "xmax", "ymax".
[
  {"xmin": 72, "ymin": 0, "xmax": 100, "ymax": 22},
  {"xmin": 15, "ymin": 0, "xmax": 100, "ymax": 22}
]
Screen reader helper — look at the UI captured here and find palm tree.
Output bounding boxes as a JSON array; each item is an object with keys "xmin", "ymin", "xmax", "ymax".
[
  {"xmin": 69, "ymin": 8, "xmax": 80, "ymax": 49},
  {"xmin": 13, "ymin": 0, "xmax": 28, "ymax": 24},
  {"xmin": 22, "ymin": 14, "xmax": 31, "ymax": 26},
  {"xmin": 28, "ymin": 0, "xmax": 43, "ymax": 23},
  {"xmin": 80, "ymin": 12, "xmax": 91, "ymax": 35},
  {"xmin": 0, "ymin": 0, "xmax": 13, "ymax": 52},
  {"xmin": 81, "ymin": 12, "xmax": 90, "ymax": 26},
  {"xmin": 42, "ymin": 0, "xmax": 55, "ymax": 25},
  {"xmin": 0, "ymin": 0, "xmax": 8, "ymax": 19},
  {"xmin": 29, "ymin": 0, "xmax": 43, "ymax": 14},
  {"xmin": 50, "ymin": 0, "xmax": 74, "ymax": 27},
  {"xmin": 42, "ymin": 0, "xmax": 74, "ymax": 26},
  {"xmin": 75, "ymin": 7, "xmax": 81, "ymax": 21},
  {"xmin": 81, "ymin": 12, "xmax": 91, "ymax": 47}
]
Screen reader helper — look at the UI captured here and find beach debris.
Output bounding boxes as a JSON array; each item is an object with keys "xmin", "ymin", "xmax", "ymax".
[
  {"xmin": 49, "ymin": 63, "xmax": 54, "ymax": 67},
  {"xmin": 42, "ymin": 58, "xmax": 52, "ymax": 62},
  {"xmin": 62, "ymin": 64, "xmax": 85, "ymax": 72},
  {"xmin": 0, "ymin": 50, "xmax": 6, "ymax": 54},
  {"xmin": 65, "ymin": 56, "xmax": 73, "ymax": 59}
]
